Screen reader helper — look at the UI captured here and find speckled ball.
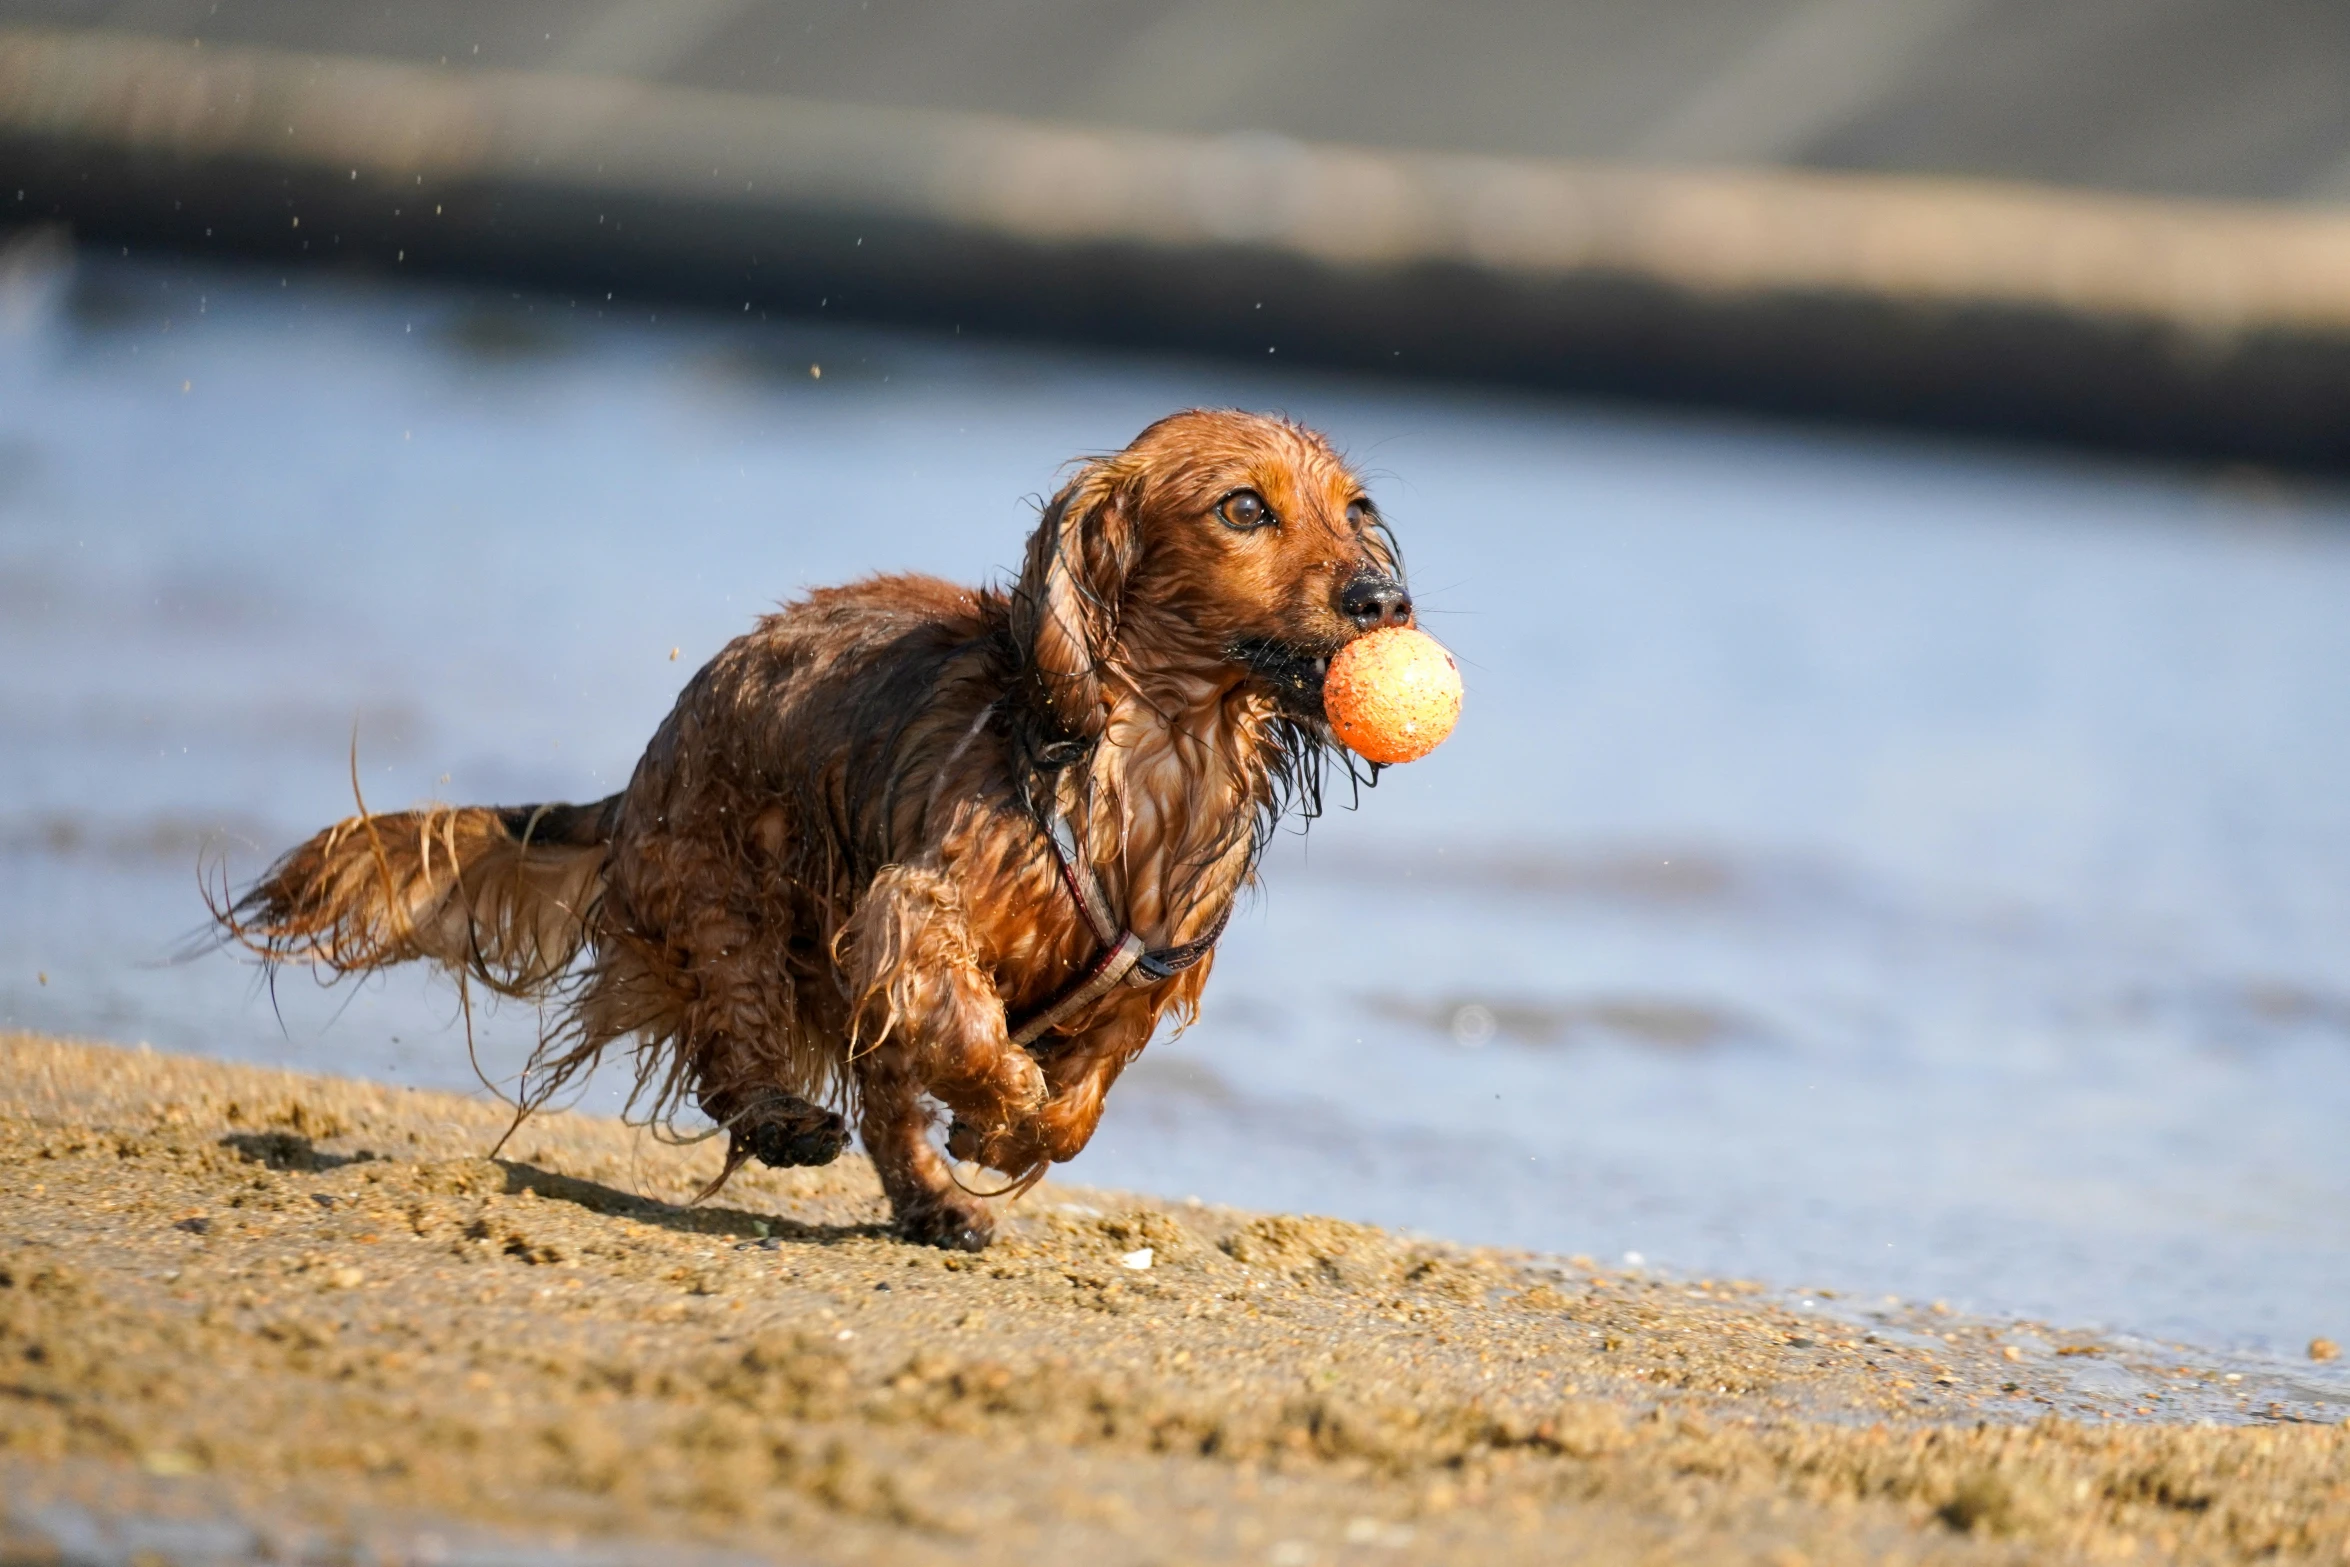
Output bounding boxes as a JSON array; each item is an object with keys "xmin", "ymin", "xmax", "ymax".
[{"xmin": 1323, "ymin": 626, "xmax": 1462, "ymax": 765}]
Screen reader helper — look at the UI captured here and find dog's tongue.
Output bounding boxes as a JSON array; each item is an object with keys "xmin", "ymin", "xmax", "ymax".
[{"xmin": 1322, "ymin": 627, "xmax": 1461, "ymax": 764}]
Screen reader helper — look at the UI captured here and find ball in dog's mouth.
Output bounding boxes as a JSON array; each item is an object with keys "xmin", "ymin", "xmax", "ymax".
[{"xmin": 1321, "ymin": 627, "xmax": 1461, "ymax": 764}]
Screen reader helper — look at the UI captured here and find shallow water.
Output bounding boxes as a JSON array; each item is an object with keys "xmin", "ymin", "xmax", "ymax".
[{"xmin": 3, "ymin": 246, "xmax": 2345, "ymax": 1366}]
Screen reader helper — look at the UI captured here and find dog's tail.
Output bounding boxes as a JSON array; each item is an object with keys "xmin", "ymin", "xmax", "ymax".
[{"xmin": 215, "ymin": 796, "xmax": 621, "ymax": 999}]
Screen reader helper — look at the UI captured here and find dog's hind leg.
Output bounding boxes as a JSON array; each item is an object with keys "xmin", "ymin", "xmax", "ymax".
[
  {"xmin": 702, "ymin": 1081, "xmax": 849, "ymax": 1170},
  {"xmin": 655, "ymin": 907, "xmax": 852, "ymax": 1181}
]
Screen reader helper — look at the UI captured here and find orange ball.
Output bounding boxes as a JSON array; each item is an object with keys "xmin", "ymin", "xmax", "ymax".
[{"xmin": 1323, "ymin": 626, "xmax": 1462, "ymax": 764}]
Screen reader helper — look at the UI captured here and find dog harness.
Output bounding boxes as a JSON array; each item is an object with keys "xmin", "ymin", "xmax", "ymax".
[{"xmin": 1005, "ymin": 799, "xmax": 1232, "ymax": 1049}]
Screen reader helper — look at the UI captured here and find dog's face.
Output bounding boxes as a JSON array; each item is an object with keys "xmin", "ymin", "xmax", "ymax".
[{"xmin": 1019, "ymin": 410, "xmax": 1410, "ymax": 733}]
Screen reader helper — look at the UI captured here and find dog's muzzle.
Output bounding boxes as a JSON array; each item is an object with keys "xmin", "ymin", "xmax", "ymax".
[{"xmin": 1228, "ymin": 636, "xmax": 1335, "ymax": 718}]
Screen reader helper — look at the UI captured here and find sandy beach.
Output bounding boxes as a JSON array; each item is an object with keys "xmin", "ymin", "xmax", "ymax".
[{"xmin": 0, "ymin": 1031, "xmax": 2342, "ymax": 1565}]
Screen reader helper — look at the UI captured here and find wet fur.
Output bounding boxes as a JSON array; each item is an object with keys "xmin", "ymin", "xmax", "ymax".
[{"xmin": 217, "ymin": 410, "xmax": 1406, "ymax": 1249}]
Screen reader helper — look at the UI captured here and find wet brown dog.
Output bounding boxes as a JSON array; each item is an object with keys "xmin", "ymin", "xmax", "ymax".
[{"xmin": 217, "ymin": 410, "xmax": 1412, "ymax": 1248}]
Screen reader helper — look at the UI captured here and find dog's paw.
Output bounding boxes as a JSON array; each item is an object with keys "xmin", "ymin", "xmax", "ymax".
[
  {"xmin": 945, "ymin": 1114, "xmax": 1050, "ymax": 1175},
  {"xmin": 737, "ymin": 1094, "xmax": 850, "ymax": 1169},
  {"xmin": 896, "ymin": 1192, "xmax": 994, "ymax": 1252},
  {"xmin": 944, "ymin": 1114, "xmax": 989, "ymax": 1165}
]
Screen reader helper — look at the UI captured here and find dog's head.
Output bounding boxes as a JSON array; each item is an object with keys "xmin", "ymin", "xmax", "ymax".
[{"xmin": 1015, "ymin": 410, "xmax": 1408, "ymax": 737}]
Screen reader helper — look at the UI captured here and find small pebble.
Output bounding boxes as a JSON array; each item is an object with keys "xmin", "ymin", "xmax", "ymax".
[
  {"xmin": 2311, "ymin": 1338, "xmax": 2340, "ymax": 1362},
  {"xmin": 1118, "ymin": 1247, "xmax": 1153, "ymax": 1271}
]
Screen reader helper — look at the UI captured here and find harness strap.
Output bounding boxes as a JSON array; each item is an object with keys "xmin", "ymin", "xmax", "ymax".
[
  {"xmin": 1005, "ymin": 798, "xmax": 1232, "ymax": 1049},
  {"xmin": 1006, "ymin": 932, "xmax": 1145, "ymax": 1048}
]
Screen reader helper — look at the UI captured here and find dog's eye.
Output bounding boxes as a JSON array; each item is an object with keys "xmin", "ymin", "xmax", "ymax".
[
  {"xmin": 1346, "ymin": 498, "xmax": 1376, "ymax": 528},
  {"xmin": 1217, "ymin": 490, "xmax": 1274, "ymax": 530}
]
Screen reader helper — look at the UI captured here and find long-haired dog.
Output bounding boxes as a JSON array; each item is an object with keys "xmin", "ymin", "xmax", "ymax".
[{"xmin": 217, "ymin": 410, "xmax": 1413, "ymax": 1249}]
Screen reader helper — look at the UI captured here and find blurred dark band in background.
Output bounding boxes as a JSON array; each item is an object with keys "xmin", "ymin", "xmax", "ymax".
[{"xmin": 8, "ymin": 1, "xmax": 2350, "ymax": 467}]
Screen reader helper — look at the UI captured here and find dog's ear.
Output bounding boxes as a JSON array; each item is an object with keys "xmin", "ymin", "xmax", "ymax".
[{"xmin": 1016, "ymin": 458, "xmax": 1140, "ymax": 739}]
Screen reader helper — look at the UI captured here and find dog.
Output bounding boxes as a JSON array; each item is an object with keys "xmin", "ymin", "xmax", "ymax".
[{"xmin": 217, "ymin": 409, "xmax": 1413, "ymax": 1249}]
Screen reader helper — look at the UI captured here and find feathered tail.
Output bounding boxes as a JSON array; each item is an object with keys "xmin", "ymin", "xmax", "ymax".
[{"xmin": 214, "ymin": 797, "xmax": 621, "ymax": 1000}]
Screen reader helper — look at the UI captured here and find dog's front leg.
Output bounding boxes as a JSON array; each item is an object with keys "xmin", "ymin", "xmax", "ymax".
[
  {"xmin": 841, "ymin": 866, "xmax": 1044, "ymax": 1250},
  {"xmin": 947, "ymin": 1004, "xmax": 1147, "ymax": 1173},
  {"xmin": 853, "ymin": 1040, "xmax": 994, "ymax": 1251}
]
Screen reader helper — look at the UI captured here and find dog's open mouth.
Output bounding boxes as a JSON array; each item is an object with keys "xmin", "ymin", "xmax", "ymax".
[{"xmin": 1227, "ymin": 636, "xmax": 1337, "ymax": 720}]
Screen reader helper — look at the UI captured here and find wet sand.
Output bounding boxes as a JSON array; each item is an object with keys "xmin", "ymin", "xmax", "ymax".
[{"xmin": 0, "ymin": 1032, "xmax": 2342, "ymax": 1565}]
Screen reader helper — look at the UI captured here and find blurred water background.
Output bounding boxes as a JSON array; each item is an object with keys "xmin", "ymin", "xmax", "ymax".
[{"xmin": 2, "ymin": 245, "xmax": 2346, "ymax": 1367}]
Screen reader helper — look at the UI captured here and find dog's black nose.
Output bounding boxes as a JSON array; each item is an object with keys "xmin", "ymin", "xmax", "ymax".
[{"xmin": 1340, "ymin": 576, "xmax": 1414, "ymax": 631}]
